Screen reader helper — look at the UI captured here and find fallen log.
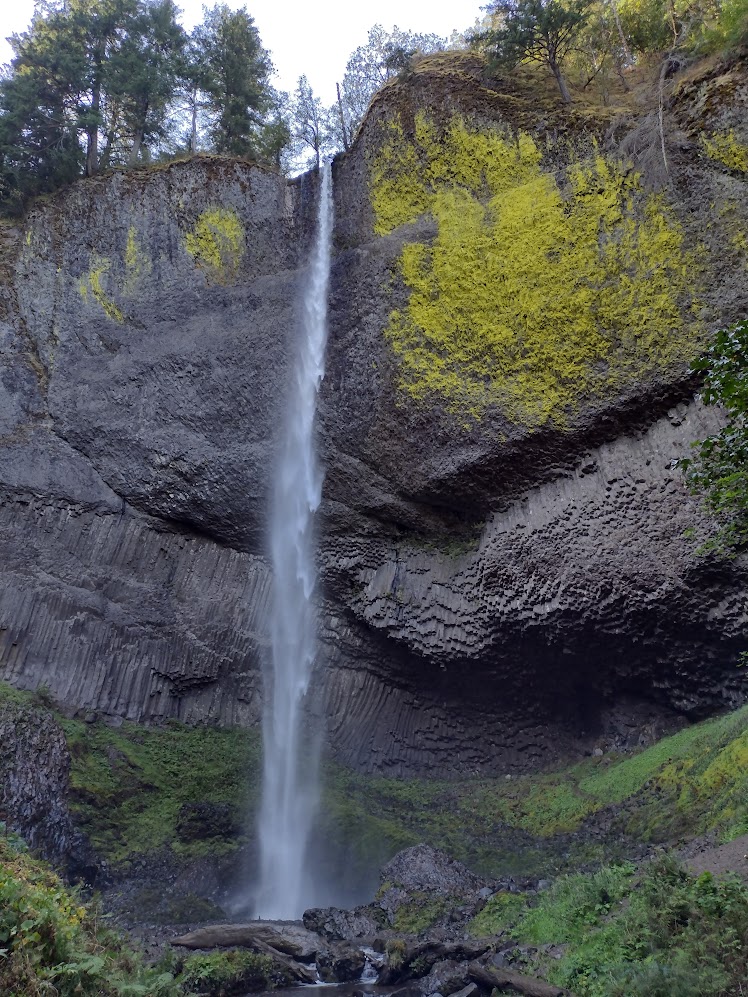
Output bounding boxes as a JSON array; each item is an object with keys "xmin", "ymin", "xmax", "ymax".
[
  {"xmin": 171, "ymin": 922, "xmax": 318, "ymax": 959},
  {"xmin": 468, "ymin": 960, "xmax": 578, "ymax": 997},
  {"xmin": 171, "ymin": 925, "xmax": 316, "ymax": 984}
]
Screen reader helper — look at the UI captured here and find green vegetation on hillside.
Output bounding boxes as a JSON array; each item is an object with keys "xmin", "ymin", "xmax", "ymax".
[
  {"xmin": 0, "ymin": 826, "xmax": 288, "ymax": 994},
  {"xmin": 326, "ymin": 704, "xmax": 748, "ymax": 877},
  {"xmin": 5, "ymin": 683, "xmax": 748, "ymax": 880},
  {"xmin": 369, "ymin": 113, "xmax": 703, "ymax": 426},
  {"xmin": 469, "ymin": 858, "xmax": 748, "ymax": 996},
  {"xmin": 0, "ymin": 831, "xmax": 179, "ymax": 995},
  {"xmin": 57, "ymin": 710, "xmax": 259, "ymax": 864},
  {"xmin": 681, "ymin": 318, "xmax": 748, "ymax": 554},
  {"xmin": 6, "ymin": 683, "xmax": 748, "ymax": 993}
]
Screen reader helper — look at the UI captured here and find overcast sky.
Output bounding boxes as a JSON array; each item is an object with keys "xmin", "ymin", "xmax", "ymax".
[{"xmin": 0, "ymin": 0, "xmax": 484, "ymax": 106}]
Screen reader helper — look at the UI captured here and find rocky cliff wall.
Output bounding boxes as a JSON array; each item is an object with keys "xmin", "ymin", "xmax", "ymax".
[{"xmin": 1, "ymin": 55, "xmax": 747, "ymax": 776}]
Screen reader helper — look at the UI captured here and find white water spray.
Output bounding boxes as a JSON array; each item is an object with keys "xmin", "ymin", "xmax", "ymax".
[{"xmin": 256, "ymin": 164, "xmax": 334, "ymax": 919}]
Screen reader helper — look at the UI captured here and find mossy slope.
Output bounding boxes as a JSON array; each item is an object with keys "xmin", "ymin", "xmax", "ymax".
[
  {"xmin": 369, "ymin": 113, "xmax": 704, "ymax": 426},
  {"xmin": 324, "ymin": 703, "xmax": 748, "ymax": 877},
  {"xmin": 466, "ymin": 858, "xmax": 748, "ymax": 996},
  {"xmin": 4, "ymin": 684, "xmax": 748, "ymax": 884}
]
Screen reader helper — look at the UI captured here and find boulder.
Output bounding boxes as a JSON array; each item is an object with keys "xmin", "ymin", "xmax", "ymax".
[
  {"xmin": 316, "ymin": 940, "xmax": 367, "ymax": 982},
  {"xmin": 175, "ymin": 802, "xmax": 239, "ymax": 842},
  {"xmin": 303, "ymin": 905, "xmax": 384, "ymax": 940},
  {"xmin": 381, "ymin": 845, "xmax": 486, "ymax": 896}
]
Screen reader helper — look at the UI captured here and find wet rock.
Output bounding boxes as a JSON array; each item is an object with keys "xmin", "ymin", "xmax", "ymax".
[
  {"xmin": 316, "ymin": 940, "xmax": 366, "ymax": 982},
  {"xmin": 379, "ymin": 940, "xmax": 491, "ymax": 985},
  {"xmin": 0, "ymin": 700, "xmax": 97, "ymax": 882},
  {"xmin": 303, "ymin": 905, "xmax": 384, "ymax": 940},
  {"xmin": 175, "ymin": 802, "xmax": 239, "ymax": 842},
  {"xmin": 449, "ymin": 984, "xmax": 478, "ymax": 997},
  {"xmin": 422, "ymin": 959, "xmax": 471, "ymax": 996},
  {"xmin": 1, "ymin": 63, "xmax": 747, "ymax": 784}
]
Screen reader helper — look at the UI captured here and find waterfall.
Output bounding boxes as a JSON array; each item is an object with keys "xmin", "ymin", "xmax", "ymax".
[{"xmin": 255, "ymin": 163, "xmax": 334, "ymax": 919}]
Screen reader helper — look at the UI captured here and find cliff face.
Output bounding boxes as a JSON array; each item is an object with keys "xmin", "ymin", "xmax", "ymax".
[{"xmin": 1, "ymin": 54, "xmax": 748, "ymax": 776}]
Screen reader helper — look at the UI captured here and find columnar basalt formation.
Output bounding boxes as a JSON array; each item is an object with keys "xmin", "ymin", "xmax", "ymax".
[{"xmin": 1, "ymin": 54, "xmax": 747, "ymax": 775}]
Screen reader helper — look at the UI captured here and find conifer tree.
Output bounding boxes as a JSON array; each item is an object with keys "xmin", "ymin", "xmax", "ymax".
[
  {"xmin": 191, "ymin": 4, "xmax": 274, "ymax": 157},
  {"xmin": 481, "ymin": 0, "xmax": 593, "ymax": 103}
]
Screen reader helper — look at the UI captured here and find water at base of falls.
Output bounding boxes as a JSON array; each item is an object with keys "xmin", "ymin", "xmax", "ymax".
[{"xmin": 254, "ymin": 163, "xmax": 334, "ymax": 919}]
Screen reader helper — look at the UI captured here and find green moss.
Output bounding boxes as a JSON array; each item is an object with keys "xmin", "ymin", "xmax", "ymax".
[
  {"xmin": 391, "ymin": 892, "xmax": 450, "ymax": 933},
  {"xmin": 123, "ymin": 225, "xmax": 151, "ymax": 292},
  {"xmin": 507, "ymin": 858, "xmax": 748, "ymax": 997},
  {"xmin": 468, "ymin": 890, "xmax": 529, "ymax": 937},
  {"xmin": 185, "ymin": 207, "xmax": 244, "ymax": 284},
  {"xmin": 322, "ymin": 703, "xmax": 748, "ymax": 879},
  {"xmin": 58, "ymin": 713, "xmax": 260, "ymax": 864},
  {"xmin": 4, "ymin": 680, "xmax": 748, "ymax": 888},
  {"xmin": 177, "ymin": 949, "xmax": 278, "ymax": 995},
  {"xmin": 369, "ymin": 114, "xmax": 704, "ymax": 426},
  {"xmin": 701, "ymin": 129, "xmax": 748, "ymax": 173},
  {"xmin": 78, "ymin": 253, "xmax": 124, "ymax": 323}
]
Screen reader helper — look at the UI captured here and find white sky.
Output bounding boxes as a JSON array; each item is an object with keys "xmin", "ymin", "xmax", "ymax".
[{"xmin": 0, "ymin": 1, "xmax": 484, "ymax": 106}]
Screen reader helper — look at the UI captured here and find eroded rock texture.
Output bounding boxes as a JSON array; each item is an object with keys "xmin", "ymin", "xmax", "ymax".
[{"xmin": 1, "ymin": 56, "xmax": 748, "ymax": 776}]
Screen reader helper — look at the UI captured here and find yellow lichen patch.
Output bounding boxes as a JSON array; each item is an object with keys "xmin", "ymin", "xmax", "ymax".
[
  {"xmin": 370, "ymin": 114, "xmax": 703, "ymax": 426},
  {"xmin": 79, "ymin": 253, "xmax": 124, "ymax": 323},
  {"xmin": 124, "ymin": 225, "xmax": 151, "ymax": 292},
  {"xmin": 701, "ymin": 129, "xmax": 748, "ymax": 173},
  {"xmin": 185, "ymin": 207, "xmax": 244, "ymax": 284}
]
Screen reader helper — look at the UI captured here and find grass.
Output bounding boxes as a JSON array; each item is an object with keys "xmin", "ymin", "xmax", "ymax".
[
  {"xmin": 470, "ymin": 857, "xmax": 748, "ymax": 997},
  {"xmin": 177, "ymin": 949, "xmax": 282, "ymax": 995},
  {"xmin": 4, "ymin": 680, "xmax": 748, "ymax": 883},
  {"xmin": 59, "ymin": 715, "xmax": 260, "ymax": 864},
  {"xmin": 323, "ymin": 704, "xmax": 748, "ymax": 877}
]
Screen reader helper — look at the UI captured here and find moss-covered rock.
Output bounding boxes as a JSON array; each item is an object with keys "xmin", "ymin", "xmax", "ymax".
[{"xmin": 369, "ymin": 113, "xmax": 703, "ymax": 426}]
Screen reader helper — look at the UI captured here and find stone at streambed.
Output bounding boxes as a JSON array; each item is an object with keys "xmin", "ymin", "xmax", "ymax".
[
  {"xmin": 378, "ymin": 940, "xmax": 493, "ymax": 986},
  {"xmin": 171, "ymin": 921, "xmax": 320, "ymax": 960},
  {"xmin": 316, "ymin": 940, "xmax": 367, "ymax": 982},
  {"xmin": 377, "ymin": 844, "xmax": 498, "ymax": 934},
  {"xmin": 302, "ymin": 905, "xmax": 384, "ymax": 940}
]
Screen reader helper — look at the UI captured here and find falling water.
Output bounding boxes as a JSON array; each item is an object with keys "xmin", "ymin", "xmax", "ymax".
[{"xmin": 255, "ymin": 164, "xmax": 334, "ymax": 919}]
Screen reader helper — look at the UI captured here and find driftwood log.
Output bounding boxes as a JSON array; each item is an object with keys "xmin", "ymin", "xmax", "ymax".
[
  {"xmin": 468, "ymin": 960, "xmax": 579, "ymax": 997},
  {"xmin": 171, "ymin": 924, "xmax": 317, "ymax": 984}
]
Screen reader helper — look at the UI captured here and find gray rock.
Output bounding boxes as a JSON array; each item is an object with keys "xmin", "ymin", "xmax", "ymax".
[
  {"xmin": 303, "ymin": 906, "xmax": 383, "ymax": 940},
  {"xmin": 449, "ymin": 984, "xmax": 477, "ymax": 997},
  {"xmin": 316, "ymin": 941, "xmax": 366, "ymax": 982},
  {"xmin": 381, "ymin": 845, "xmax": 486, "ymax": 895},
  {"xmin": 0, "ymin": 699, "xmax": 96, "ymax": 881},
  {"xmin": 0, "ymin": 64, "xmax": 747, "ymax": 784}
]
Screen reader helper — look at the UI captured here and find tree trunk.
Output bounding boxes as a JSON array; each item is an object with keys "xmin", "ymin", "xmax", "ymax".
[
  {"xmin": 667, "ymin": 0, "xmax": 679, "ymax": 42},
  {"xmin": 610, "ymin": 0, "xmax": 632, "ymax": 63},
  {"xmin": 336, "ymin": 82, "xmax": 349, "ymax": 151},
  {"xmin": 129, "ymin": 130, "xmax": 143, "ymax": 165},
  {"xmin": 100, "ymin": 128, "xmax": 115, "ymax": 170},
  {"xmin": 85, "ymin": 53, "xmax": 102, "ymax": 176},
  {"xmin": 190, "ymin": 90, "xmax": 198, "ymax": 154},
  {"xmin": 550, "ymin": 61, "xmax": 572, "ymax": 103},
  {"xmin": 468, "ymin": 961, "xmax": 579, "ymax": 997}
]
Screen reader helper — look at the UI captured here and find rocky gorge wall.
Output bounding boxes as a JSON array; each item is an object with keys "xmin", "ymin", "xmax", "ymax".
[{"xmin": 1, "ymin": 53, "xmax": 748, "ymax": 777}]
